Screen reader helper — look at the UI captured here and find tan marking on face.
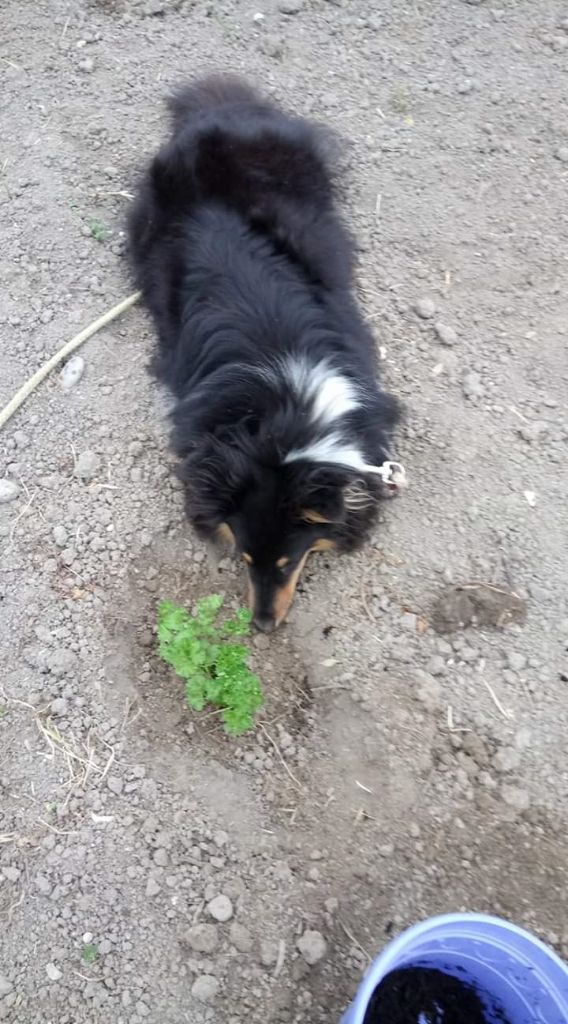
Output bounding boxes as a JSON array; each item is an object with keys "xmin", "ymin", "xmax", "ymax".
[
  {"xmin": 243, "ymin": 552, "xmax": 253, "ymax": 565},
  {"xmin": 276, "ymin": 556, "xmax": 290, "ymax": 569},
  {"xmin": 272, "ymin": 550, "xmax": 310, "ymax": 625},
  {"xmin": 310, "ymin": 537, "xmax": 338, "ymax": 553},
  {"xmin": 216, "ymin": 522, "xmax": 235, "ymax": 546},
  {"xmin": 300, "ymin": 508, "xmax": 332, "ymax": 525}
]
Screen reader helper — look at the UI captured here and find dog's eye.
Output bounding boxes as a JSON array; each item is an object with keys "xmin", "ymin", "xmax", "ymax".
[
  {"xmin": 276, "ymin": 556, "xmax": 289, "ymax": 569},
  {"xmin": 243, "ymin": 552, "xmax": 253, "ymax": 565}
]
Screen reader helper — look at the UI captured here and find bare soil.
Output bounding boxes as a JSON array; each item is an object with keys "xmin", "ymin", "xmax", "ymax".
[{"xmin": 1, "ymin": 1, "xmax": 568, "ymax": 1022}]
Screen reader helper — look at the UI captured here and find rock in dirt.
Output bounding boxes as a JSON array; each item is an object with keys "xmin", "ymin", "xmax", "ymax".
[
  {"xmin": 431, "ymin": 583, "xmax": 527, "ymax": 634},
  {"xmin": 35, "ymin": 874, "xmax": 52, "ymax": 896},
  {"xmin": 183, "ymin": 923, "xmax": 219, "ymax": 953},
  {"xmin": 52, "ymin": 524, "xmax": 68, "ymax": 547},
  {"xmin": 45, "ymin": 963, "xmax": 62, "ymax": 981},
  {"xmin": 462, "ymin": 371, "xmax": 485, "ymax": 400},
  {"xmin": 554, "ymin": 146, "xmax": 568, "ymax": 164},
  {"xmin": 0, "ymin": 479, "xmax": 20, "ymax": 504},
  {"xmin": 207, "ymin": 893, "xmax": 233, "ymax": 922},
  {"xmin": 461, "ymin": 732, "xmax": 490, "ymax": 767},
  {"xmin": 60, "ymin": 355, "xmax": 85, "ymax": 389},
  {"xmin": 411, "ymin": 670, "xmax": 442, "ymax": 712},
  {"xmin": 191, "ymin": 975, "xmax": 220, "ymax": 1002},
  {"xmin": 493, "ymin": 746, "xmax": 521, "ymax": 774},
  {"xmin": 0, "ymin": 976, "xmax": 13, "ymax": 998},
  {"xmin": 297, "ymin": 929, "xmax": 327, "ymax": 965},
  {"xmin": 51, "ymin": 697, "xmax": 68, "ymax": 716},
  {"xmin": 414, "ymin": 297, "xmax": 436, "ymax": 320},
  {"xmin": 506, "ymin": 651, "xmax": 527, "ymax": 671},
  {"xmin": 230, "ymin": 922, "xmax": 253, "ymax": 953},
  {"xmin": 434, "ymin": 322, "xmax": 457, "ymax": 346},
  {"xmin": 74, "ymin": 450, "xmax": 100, "ymax": 481},
  {"xmin": 145, "ymin": 876, "xmax": 161, "ymax": 897},
  {"xmin": 259, "ymin": 939, "xmax": 279, "ymax": 967},
  {"xmin": 277, "ymin": 0, "xmax": 304, "ymax": 12},
  {"xmin": 501, "ymin": 784, "xmax": 530, "ymax": 812},
  {"xmin": 45, "ymin": 648, "xmax": 78, "ymax": 676}
]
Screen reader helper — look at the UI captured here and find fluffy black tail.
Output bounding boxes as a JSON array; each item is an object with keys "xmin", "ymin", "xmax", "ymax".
[
  {"xmin": 167, "ymin": 74, "xmax": 268, "ymax": 133},
  {"xmin": 130, "ymin": 74, "xmax": 354, "ymax": 291}
]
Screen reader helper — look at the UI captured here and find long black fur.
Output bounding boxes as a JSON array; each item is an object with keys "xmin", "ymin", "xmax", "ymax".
[{"xmin": 128, "ymin": 75, "xmax": 401, "ymax": 629}]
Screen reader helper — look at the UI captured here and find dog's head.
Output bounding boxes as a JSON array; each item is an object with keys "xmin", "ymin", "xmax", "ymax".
[{"xmin": 180, "ymin": 436, "xmax": 376, "ymax": 631}]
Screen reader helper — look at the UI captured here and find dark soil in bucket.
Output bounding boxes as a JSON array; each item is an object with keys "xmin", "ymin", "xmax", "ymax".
[{"xmin": 362, "ymin": 967, "xmax": 512, "ymax": 1024}]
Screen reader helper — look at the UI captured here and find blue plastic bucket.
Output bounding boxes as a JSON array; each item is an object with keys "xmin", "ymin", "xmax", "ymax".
[{"xmin": 341, "ymin": 913, "xmax": 568, "ymax": 1024}]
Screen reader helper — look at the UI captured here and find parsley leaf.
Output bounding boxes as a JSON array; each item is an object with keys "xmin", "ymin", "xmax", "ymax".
[{"xmin": 157, "ymin": 597, "xmax": 263, "ymax": 736}]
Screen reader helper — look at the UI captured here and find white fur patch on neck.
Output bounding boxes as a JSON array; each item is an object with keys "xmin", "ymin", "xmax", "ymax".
[
  {"xmin": 284, "ymin": 433, "xmax": 379, "ymax": 473},
  {"xmin": 283, "ymin": 357, "xmax": 360, "ymax": 426}
]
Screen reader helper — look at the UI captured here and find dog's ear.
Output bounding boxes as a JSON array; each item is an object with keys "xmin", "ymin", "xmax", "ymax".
[
  {"xmin": 293, "ymin": 465, "xmax": 347, "ymax": 524},
  {"xmin": 177, "ymin": 437, "xmax": 254, "ymax": 535}
]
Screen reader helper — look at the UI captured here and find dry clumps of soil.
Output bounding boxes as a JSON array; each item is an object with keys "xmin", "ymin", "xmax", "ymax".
[{"xmin": 2, "ymin": 1, "xmax": 568, "ymax": 1023}]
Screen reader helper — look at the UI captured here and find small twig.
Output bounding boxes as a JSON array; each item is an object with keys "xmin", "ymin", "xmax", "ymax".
[
  {"xmin": 273, "ymin": 939, "xmax": 286, "ymax": 978},
  {"xmin": 5, "ymin": 889, "xmax": 25, "ymax": 924},
  {"xmin": 339, "ymin": 919, "xmax": 371, "ymax": 963},
  {"xmin": 355, "ymin": 779, "xmax": 373, "ymax": 795},
  {"xmin": 360, "ymin": 578, "xmax": 375, "ymax": 622},
  {"xmin": 37, "ymin": 819, "xmax": 78, "ymax": 836},
  {"xmin": 93, "ymin": 189, "xmax": 135, "ymax": 201},
  {"xmin": 260, "ymin": 724, "xmax": 303, "ymax": 791},
  {"xmin": 481, "ymin": 678, "xmax": 513, "ymax": 720},
  {"xmin": 0, "ymin": 291, "xmax": 141, "ymax": 430},
  {"xmin": 375, "ymin": 192, "xmax": 382, "ymax": 227}
]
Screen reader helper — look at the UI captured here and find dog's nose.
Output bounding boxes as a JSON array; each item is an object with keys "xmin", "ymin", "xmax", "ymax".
[{"xmin": 253, "ymin": 613, "xmax": 276, "ymax": 633}]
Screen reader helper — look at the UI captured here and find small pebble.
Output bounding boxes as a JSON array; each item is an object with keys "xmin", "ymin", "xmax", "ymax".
[
  {"xmin": 45, "ymin": 963, "xmax": 62, "ymax": 982},
  {"xmin": 434, "ymin": 322, "xmax": 457, "ymax": 347},
  {"xmin": 493, "ymin": 747, "xmax": 521, "ymax": 774},
  {"xmin": 35, "ymin": 874, "xmax": 52, "ymax": 896},
  {"xmin": 146, "ymin": 877, "xmax": 161, "ymax": 897},
  {"xmin": 277, "ymin": 0, "xmax": 304, "ymax": 12},
  {"xmin": 462, "ymin": 371, "xmax": 485, "ymax": 400},
  {"xmin": 207, "ymin": 893, "xmax": 233, "ymax": 922},
  {"xmin": 0, "ymin": 976, "xmax": 13, "ymax": 998},
  {"xmin": 51, "ymin": 697, "xmax": 68, "ymax": 716},
  {"xmin": 501, "ymin": 784, "xmax": 530, "ymax": 812},
  {"xmin": 554, "ymin": 146, "xmax": 568, "ymax": 164},
  {"xmin": 3, "ymin": 866, "xmax": 20, "ymax": 883},
  {"xmin": 74, "ymin": 450, "xmax": 100, "ymax": 481},
  {"xmin": 414, "ymin": 297, "xmax": 436, "ymax": 320},
  {"xmin": 259, "ymin": 939, "xmax": 278, "ymax": 967},
  {"xmin": 0, "ymin": 479, "xmax": 20, "ymax": 504},
  {"xmin": 184, "ymin": 923, "xmax": 219, "ymax": 953},
  {"xmin": 52, "ymin": 525, "xmax": 68, "ymax": 547},
  {"xmin": 412, "ymin": 670, "xmax": 442, "ymax": 712},
  {"xmin": 230, "ymin": 922, "xmax": 253, "ymax": 953},
  {"xmin": 507, "ymin": 651, "xmax": 527, "ymax": 671},
  {"xmin": 191, "ymin": 975, "xmax": 220, "ymax": 1002},
  {"xmin": 297, "ymin": 929, "xmax": 327, "ymax": 965},
  {"xmin": 60, "ymin": 355, "xmax": 85, "ymax": 390}
]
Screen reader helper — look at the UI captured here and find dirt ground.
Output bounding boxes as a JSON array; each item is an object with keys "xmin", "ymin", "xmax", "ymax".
[{"xmin": 1, "ymin": 0, "xmax": 568, "ymax": 1021}]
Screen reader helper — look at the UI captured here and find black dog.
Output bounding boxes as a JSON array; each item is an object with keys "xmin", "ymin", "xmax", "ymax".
[{"xmin": 128, "ymin": 75, "xmax": 402, "ymax": 631}]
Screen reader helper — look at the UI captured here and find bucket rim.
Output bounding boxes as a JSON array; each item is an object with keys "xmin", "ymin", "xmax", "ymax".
[{"xmin": 346, "ymin": 912, "xmax": 568, "ymax": 1024}]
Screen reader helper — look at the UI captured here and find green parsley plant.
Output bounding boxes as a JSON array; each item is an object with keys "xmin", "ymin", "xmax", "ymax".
[{"xmin": 157, "ymin": 596, "xmax": 263, "ymax": 736}]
